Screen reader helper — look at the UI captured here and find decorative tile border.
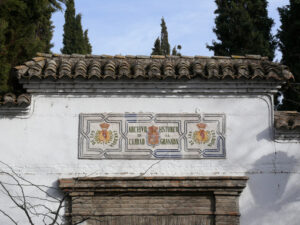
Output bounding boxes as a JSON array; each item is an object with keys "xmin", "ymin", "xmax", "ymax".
[{"xmin": 78, "ymin": 113, "xmax": 226, "ymax": 159}]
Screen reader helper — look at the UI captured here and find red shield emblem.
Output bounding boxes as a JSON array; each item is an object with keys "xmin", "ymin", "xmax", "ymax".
[{"xmin": 147, "ymin": 125, "xmax": 160, "ymax": 146}]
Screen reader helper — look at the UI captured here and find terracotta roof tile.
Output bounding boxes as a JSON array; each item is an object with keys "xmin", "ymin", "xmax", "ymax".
[
  {"xmin": 275, "ymin": 111, "xmax": 300, "ymax": 141},
  {"xmin": 15, "ymin": 53, "xmax": 294, "ymax": 81},
  {"xmin": 275, "ymin": 111, "xmax": 300, "ymax": 130},
  {"xmin": 0, "ymin": 93, "xmax": 31, "ymax": 107}
]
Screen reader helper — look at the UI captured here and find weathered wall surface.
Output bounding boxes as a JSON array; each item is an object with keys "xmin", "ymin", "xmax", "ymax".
[{"xmin": 0, "ymin": 94, "xmax": 299, "ymax": 224}]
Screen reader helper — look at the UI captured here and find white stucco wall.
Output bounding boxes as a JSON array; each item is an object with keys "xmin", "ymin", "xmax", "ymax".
[{"xmin": 0, "ymin": 94, "xmax": 299, "ymax": 225}]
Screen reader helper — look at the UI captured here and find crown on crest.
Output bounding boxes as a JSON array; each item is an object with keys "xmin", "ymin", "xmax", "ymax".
[
  {"xmin": 148, "ymin": 125, "xmax": 158, "ymax": 132},
  {"xmin": 197, "ymin": 123, "xmax": 207, "ymax": 129},
  {"xmin": 100, "ymin": 123, "xmax": 110, "ymax": 129}
]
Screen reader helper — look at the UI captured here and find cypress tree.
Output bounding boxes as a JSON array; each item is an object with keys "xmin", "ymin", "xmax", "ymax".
[
  {"xmin": 172, "ymin": 45, "xmax": 182, "ymax": 56},
  {"xmin": 0, "ymin": 0, "xmax": 63, "ymax": 93},
  {"xmin": 61, "ymin": 0, "xmax": 92, "ymax": 54},
  {"xmin": 61, "ymin": 0, "xmax": 77, "ymax": 54},
  {"xmin": 160, "ymin": 18, "xmax": 170, "ymax": 55},
  {"xmin": 151, "ymin": 18, "xmax": 180, "ymax": 56},
  {"xmin": 83, "ymin": 30, "xmax": 92, "ymax": 54},
  {"xmin": 207, "ymin": 0, "xmax": 276, "ymax": 60},
  {"xmin": 171, "ymin": 46, "xmax": 177, "ymax": 56},
  {"xmin": 74, "ymin": 13, "xmax": 85, "ymax": 53},
  {"xmin": 277, "ymin": 0, "xmax": 300, "ymax": 111},
  {"xmin": 151, "ymin": 37, "xmax": 162, "ymax": 55}
]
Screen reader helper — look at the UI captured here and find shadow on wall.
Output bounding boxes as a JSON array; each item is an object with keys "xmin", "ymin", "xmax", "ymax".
[
  {"xmin": 256, "ymin": 127, "xmax": 272, "ymax": 142},
  {"xmin": 46, "ymin": 180, "xmax": 65, "ymax": 200},
  {"xmin": 243, "ymin": 151, "xmax": 300, "ymax": 223}
]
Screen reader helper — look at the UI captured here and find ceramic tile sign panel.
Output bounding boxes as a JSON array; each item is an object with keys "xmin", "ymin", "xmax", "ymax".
[{"xmin": 78, "ymin": 113, "xmax": 226, "ymax": 159}]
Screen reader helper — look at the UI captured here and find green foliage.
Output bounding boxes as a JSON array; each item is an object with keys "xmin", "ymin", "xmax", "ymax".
[
  {"xmin": 61, "ymin": 0, "xmax": 76, "ymax": 54},
  {"xmin": 172, "ymin": 45, "xmax": 182, "ymax": 56},
  {"xmin": 0, "ymin": 0, "xmax": 63, "ymax": 94},
  {"xmin": 278, "ymin": 0, "xmax": 300, "ymax": 82},
  {"xmin": 277, "ymin": 0, "xmax": 300, "ymax": 111},
  {"xmin": 84, "ymin": 30, "xmax": 92, "ymax": 54},
  {"xmin": 74, "ymin": 14, "xmax": 85, "ymax": 53},
  {"xmin": 151, "ymin": 18, "xmax": 181, "ymax": 56},
  {"xmin": 61, "ymin": 0, "xmax": 92, "ymax": 54},
  {"xmin": 151, "ymin": 37, "xmax": 162, "ymax": 55},
  {"xmin": 278, "ymin": 85, "xmax": 300, "ymax": 112},
  {"xmin": 171, "ymin": 46, "xmax": 177, "ymax": 56},
  {"xmin": 0, "ymin": 19, "xmax": 10, "ymax": 93},
  {"xmin": 207, "ymin": 0, "xmax": 276, "ymax": 60},
  {"xmin": 160, "ymin": 18, "xmax": 170, "ymax": 55}
]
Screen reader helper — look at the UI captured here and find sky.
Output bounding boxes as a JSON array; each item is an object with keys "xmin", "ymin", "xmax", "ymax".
[{"xmin": 51, "ymin": 0, "xmax": 290, "ymax": 61}]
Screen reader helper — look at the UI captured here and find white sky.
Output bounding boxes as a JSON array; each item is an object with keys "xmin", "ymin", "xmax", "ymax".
[{"xmin": 51, "ymin": 0, "xmax": 290, "ymax": 61}]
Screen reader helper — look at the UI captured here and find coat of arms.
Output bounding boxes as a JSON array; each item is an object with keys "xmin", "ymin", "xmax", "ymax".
[
  {"xmin": 147, "ymin": 125, "xmax": 160, "ymax": 146},
  {"xmin": 188, "ymin": 123, "xmax": 216, "ymax": 146},
  {"xmin": 90, "ymin": 123, "xmax": 118, "ymax": 147},
  {"xmin": 194, "ymin": 123, "xmax": 210, "ymax": 143}
]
